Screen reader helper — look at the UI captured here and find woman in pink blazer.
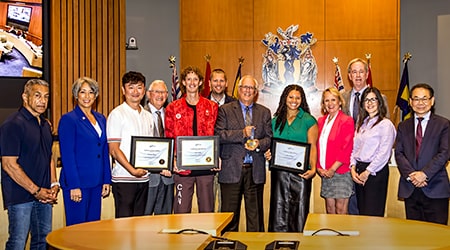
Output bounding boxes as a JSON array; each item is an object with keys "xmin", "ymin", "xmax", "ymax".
[{"xmin": 317, "ymin": 87, "xmax": 355, "ymax": 214}]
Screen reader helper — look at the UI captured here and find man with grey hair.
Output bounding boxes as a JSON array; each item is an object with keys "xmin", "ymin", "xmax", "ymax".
[
  {"xmin": 1, "ymin": 79, "xmax": 59, "ymax": 249},
  {"xmin": 144, "ymin": 80, "xmax": 174, "ymax": 215},
  {"xmin": 215, "ymin": 75, "xmax": 272, "ymax": 232}
]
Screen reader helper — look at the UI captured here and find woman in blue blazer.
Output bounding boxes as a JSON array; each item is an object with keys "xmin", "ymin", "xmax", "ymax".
[{"xmin": 58, "ymin": 77, "xmax": 111, "ymax": 226}]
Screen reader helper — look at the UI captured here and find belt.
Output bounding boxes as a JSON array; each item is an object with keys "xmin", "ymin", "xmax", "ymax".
[{"xmin": 242, "ymin": 163, "xmax": 253, "ymax": 168}]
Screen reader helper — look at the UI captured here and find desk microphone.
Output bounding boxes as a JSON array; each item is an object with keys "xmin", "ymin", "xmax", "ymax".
[
  {"xmin": 265, "ymin": 240, "xmax": 299, "ymax": 250},
  {"xmin": 203, "ymin": 239, "xmax": 247, "ymax": 250}
]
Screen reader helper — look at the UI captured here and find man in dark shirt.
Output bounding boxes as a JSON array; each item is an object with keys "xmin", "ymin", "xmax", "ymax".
[{"xmin": 1, "ymin": 79, "xmax": 59, "ymax": 250}]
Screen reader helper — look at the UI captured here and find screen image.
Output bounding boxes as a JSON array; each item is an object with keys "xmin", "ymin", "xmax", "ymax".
[
  {"xmin": 0, "ymin": 0, "xmax": 43, "ymax": 78},
  {"xmin": 7, "ymin": 5, "xmax": 32, "ymax": 24}
]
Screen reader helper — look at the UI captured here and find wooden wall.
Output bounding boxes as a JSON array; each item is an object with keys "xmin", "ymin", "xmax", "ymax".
[
  {"xmin": 50, "ymin": 0, "xmax": 126, "ymax": 129},
  {"xmin": 180, "ymin": 0, "xmax": 400, "ymax": 115}
]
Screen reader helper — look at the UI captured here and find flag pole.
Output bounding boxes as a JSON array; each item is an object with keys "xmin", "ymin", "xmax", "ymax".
[
  {"xmin": 232, "ymin": 57, "xmax": 245, "ymax": 99},
  {"xmin": 393, "ymin": 52, "xmax": 413, "ymax": 126},
  {"xmin": 201, "ymin": 54, "xmax": 212, "ymax": 97}
]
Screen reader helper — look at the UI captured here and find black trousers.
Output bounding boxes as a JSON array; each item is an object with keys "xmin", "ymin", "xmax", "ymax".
[
  {"xmin": 268, "ymin": 169, "xmax": 311, "ymax": 232},
  {"xmin": 355, "ymin": 161, "xmax": 389, "ymax": 217},
  {"xmin": 220, "ymin": 166, "xmax": 264, "ymax": 232},
  {"xmin": 405, "ymin": 188, "xmax": 449, "ymax": 225},
  {"xmin": 112, "ymin": 182, "xmax": 149, "ymax": 218}
]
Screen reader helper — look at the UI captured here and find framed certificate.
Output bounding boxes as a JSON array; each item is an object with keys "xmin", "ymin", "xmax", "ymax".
[
  {"xmin": 130, "ymin": 136, "xmax": 174, "ymax": 172},
  {"xmin": 269, "ymin": 138, "xmax": 311, "ymax": 174},
  {"xmin": 176, "ymin": 136, "xmax": 219, "ymax": 170}
]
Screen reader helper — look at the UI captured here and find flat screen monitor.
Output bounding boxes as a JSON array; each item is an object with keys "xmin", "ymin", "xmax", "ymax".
[
  {"xmin": 0, "ymin": 0, "xmax": 47, "ymax": 79},
  {"xmin": 0, "ymin": 0, "xmax": 49, "ymax": 123},
  {"xmin": 7, "ymin": 4, "xmax": 32, "ymax": 31}
]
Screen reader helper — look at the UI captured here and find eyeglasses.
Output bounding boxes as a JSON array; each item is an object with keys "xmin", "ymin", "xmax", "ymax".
[
  {"xmin": 149, "ymin": 90, "xmax": 168, "ymax": 95},
  {"xmin": 364, "ymin": 97, "xmax": 378, "ymax": 103},
  {"xmin": 411, "ymin": 97, "xmax": 431, "ymax": 104},
  {"xmin": 239, "ymin": 85, "xmax": 256, "ymax": 91}
]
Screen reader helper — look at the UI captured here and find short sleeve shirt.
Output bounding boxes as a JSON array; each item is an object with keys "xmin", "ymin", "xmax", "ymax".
[
  {"xmin": 107, "ymin": 102, "xmax": 154, "ymax": 182},
  {"xmin": 0, "ymin": 107, "xmax": 53, "ymax": 208}
]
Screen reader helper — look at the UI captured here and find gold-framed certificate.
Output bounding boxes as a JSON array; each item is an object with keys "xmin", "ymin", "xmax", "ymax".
[
  {"xmin": 176, "ymin": 136, "xmax": 219, "ymax": 170},
  {"xmin": 269, "ymin": 138, "xmax": 311, "ymax": 174},
  {"xmin": 130, "ymin": 136, "xmax": 174, "ymax": 172}
]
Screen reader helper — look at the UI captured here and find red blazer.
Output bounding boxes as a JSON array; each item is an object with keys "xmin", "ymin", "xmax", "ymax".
[
  {"xmin": 165, "ymin": 96, "xmax": 218, "ymax": 143},
  {"xmin": 317, "ymin": 110, "xmax": 355, "ymax": 174}
]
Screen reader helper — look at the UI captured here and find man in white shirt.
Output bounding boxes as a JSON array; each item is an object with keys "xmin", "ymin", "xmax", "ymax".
[
  {"xmin": 107, "ymin": 71, "xmax": 154, "ymax": 218},
  {"xmin": 144, "ymin": 80, "xmax": 174, "ymax": 215}
]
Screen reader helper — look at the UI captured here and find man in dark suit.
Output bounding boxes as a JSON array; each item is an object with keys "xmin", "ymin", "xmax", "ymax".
[
  {"xmin": 395, "ymin": 83, "xmax": 450, "ymax": 225},
  {"xmin": 215, "ymin": 75, "xmax": 272, "ymax": 232},
  {"xmin": 207, "ymin": 68, "xmax": 236, "ymax": 212},
  {"xmin": 144, "ymin": 80, "xmax": 174, "ymax": 215}
]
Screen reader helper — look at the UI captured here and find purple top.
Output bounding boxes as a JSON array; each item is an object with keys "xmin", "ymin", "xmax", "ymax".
[{"xmin": 350, "ymin": 117, "xmax": 396, "ymax": 174}]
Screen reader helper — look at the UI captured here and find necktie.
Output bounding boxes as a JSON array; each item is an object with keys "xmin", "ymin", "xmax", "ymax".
[
  {"xmin": 245, "ymin": 106, "xmax": 251, "ymax": 126},
  {"xmin": 352, "ymin": 92, "xmax": 360, "ymax": 123},
  {"xmin": 416, "ymin": 117, "xmax": 424, "ymax": 161},
  {"xmin": 244, "ymin": 106, "xmax": 253, "ymax": 163},
  {"xmin": 155, "ymin": 111, "xmax": 164, "ymax": 137}
]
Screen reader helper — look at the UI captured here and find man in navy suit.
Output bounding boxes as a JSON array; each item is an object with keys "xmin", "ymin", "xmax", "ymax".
[
  {"xmin": 215, "ymin": 75, "xmax": 272, "ymax": 232},
  {"xmin": 395, "ymin": 83, "xmax": 450, "ymax": 225}
]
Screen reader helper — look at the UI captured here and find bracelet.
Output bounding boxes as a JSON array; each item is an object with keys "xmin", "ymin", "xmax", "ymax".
[
  {"xmin": 33, "ymin": 187, "xmax": 41, "ymax": 196},
  {"xmin": 51, "ymin": 182, "xmax": 60, "ymax": 188}
]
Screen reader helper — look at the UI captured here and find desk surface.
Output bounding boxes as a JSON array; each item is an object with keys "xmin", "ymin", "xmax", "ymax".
[
  {"xmin": 46, "ymin": 212, "xmax": 233, "ymax": 250},
  {"xmin": 224, "ymin": 213, "xmax": 450, "ymax": 250}
]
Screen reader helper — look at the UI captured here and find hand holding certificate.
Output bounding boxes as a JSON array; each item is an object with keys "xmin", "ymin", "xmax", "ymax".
[
  {"xmin": 269, "ymin": 138, "xmax": 311, "ymax": 174},
  {"xmin": 130, "ymin": 136, "xmax": 174, "ymax": 172},
  {"xmin": 176, "ymin": 136, "xmax": 219, "ymax": 170}
]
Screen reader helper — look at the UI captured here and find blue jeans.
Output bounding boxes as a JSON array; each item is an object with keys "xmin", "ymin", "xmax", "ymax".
[{"xmin": 6, "ymin": 201, "xmax": 52, "ymax": 250}]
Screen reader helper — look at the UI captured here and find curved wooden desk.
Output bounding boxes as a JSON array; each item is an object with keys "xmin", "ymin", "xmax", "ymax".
[
  {"xmin": 46, "ymin": 212, "xmax": 232, "ymax": 250},
  {"xmin": 223, "ymin": 213, "xmax": 450, "ymax": 249}
]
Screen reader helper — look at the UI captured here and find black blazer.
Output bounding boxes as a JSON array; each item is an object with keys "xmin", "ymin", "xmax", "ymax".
[{"xmin": 395, "ymin": 114, "xmax": 450, "ymax": 199}]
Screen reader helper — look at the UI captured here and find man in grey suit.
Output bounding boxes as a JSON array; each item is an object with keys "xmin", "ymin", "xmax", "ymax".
[
  {"xmin": 395, "ymin": 83, "xmax": 449, "ymax": 225},
  {"xmin": 144, "ymin": 80, "xmax": 174, "ymax": 215},
  {"xmin": 215, "ymin": 75, "xmax": 272, "ymax": 232}
]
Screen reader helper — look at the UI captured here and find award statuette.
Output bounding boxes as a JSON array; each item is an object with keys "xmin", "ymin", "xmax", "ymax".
[{"xmin": 245, "ymin": 127, "xmax": 257, "ymax": 150}]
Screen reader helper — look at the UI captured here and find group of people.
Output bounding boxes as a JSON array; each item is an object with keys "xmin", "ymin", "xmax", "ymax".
[{"xmin": 0, "ymin": 57, "xmax": 448, "ymax": 249}]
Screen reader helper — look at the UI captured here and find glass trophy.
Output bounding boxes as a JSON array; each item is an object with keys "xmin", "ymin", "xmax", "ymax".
[{"xmin": 245, "ymin": 127, "xmax": 257, "ymax": 150}]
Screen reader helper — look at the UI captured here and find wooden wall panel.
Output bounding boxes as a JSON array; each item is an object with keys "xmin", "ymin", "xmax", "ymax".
[
  {"xmin": 180, "ymin": 0, "xmax": 253, "ymax": 41},
  {"xmin": 50, "ymin": 0, "xmax": 126, "ymax": 129},
  {"xmin": 181, "ymin": 0, "xmax": 400, "ymax": 120},
  {"xmin": 254, "ymin": 0, "xmax": 325, "ymax": 40},
  {"xmin": 181, "ymin": 41, "xmax": 255, "ymax": 94},
  {"xmin": 325, "ymin": 0, "xmax": 399, "ymax": 40}
]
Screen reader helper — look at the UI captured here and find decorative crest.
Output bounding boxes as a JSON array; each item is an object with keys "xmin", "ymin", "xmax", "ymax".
[{"xmin": 204, "ymin": 54, "xmax": 211, "ymax": 62}]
